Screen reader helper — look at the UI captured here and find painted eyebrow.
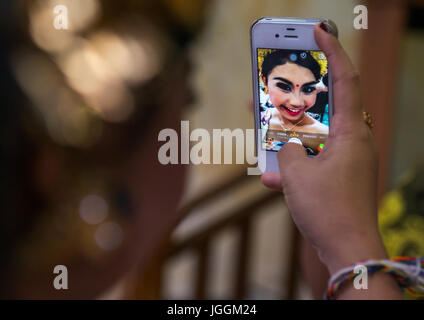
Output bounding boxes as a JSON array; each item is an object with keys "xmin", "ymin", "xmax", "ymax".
[
  {"xmin": 273, "ymin": 77, "xmax": 293, "ymax": 87},
  {"xmin": 273, "ymin": 78, "xmax": 318, "ymax": 87},
  {"xmin": 302, "ymin": 80, "xmax": 319, "ymax": 87}
]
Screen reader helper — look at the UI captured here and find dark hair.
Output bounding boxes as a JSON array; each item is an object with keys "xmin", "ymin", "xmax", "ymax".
[{"xmin": 261, "ymin": 50, "xmax": 321, "ymax": 83}]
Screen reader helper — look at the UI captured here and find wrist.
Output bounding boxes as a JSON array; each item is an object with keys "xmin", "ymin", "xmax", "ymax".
[{"xmin": 319, "ymin": 233, "xmax": 388, "ymax": 274}]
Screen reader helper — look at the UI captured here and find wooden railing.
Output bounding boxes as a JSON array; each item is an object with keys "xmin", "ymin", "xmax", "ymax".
[{"xmin": 126, "ymin": 171, "xmax": 300, "ymax": 299}]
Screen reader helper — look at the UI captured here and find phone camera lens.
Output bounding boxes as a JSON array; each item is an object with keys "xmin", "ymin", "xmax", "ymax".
[{"xmin": 275, "ymin": 34, "xmax": 279, "ymax": 38}]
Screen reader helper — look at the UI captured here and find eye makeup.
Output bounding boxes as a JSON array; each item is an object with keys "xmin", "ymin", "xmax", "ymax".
[
  {"xmin": 301, "ymin": 85, "xmax": 316, "ymax": 94},
  {"xmin": 276, "ymin": 81, "xmax": 292, "ymax": 92},
  {"xmin": 273, "ymin": 76, "xmax": 318, "ymax": 94}
]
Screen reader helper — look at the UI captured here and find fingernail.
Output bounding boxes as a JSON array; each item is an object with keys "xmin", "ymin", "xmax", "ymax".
[
  {"xmin": 287, "ymin": 137, "xmax": 303, "ymax": 146},
  {"xmin": 319, "ymin": 20, "xmax": 339, "ymax": 38},
  {"xmin": 319, "ymin": 21, "xmax": 330, "ymax": 33}
]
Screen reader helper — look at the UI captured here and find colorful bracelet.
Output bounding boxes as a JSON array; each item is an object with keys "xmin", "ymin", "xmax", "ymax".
[{"xmin": 325, "ymin": 256, "xmax": 424, "ymax": 300}]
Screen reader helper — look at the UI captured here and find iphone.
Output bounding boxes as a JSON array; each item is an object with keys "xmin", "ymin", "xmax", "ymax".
[{"xmin": 251, "ymin": 18, "xmax": 336, "ymax": 172}]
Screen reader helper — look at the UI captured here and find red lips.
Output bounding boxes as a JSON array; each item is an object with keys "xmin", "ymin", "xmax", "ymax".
[{"xmin": 281, "ymin": 105, "xmax": 303, "ymax": 116}]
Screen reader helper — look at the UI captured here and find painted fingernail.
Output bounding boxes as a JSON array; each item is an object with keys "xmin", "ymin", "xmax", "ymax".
[
  {"xmin": 319, "ymin": 21, "xmax": 330, "ymax": 33},
  {"xmin": 287, "ymin": 137, "xmax": 303, "ymax": 146},
  {"xmin": 319, "ymin": 20, "xmax": 339, "ymax": 38}
]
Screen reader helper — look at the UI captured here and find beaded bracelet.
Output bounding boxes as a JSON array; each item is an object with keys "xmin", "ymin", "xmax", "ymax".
[{"xmin": 325, "ymin": 256, "xmax": 424, "ymax": 300}]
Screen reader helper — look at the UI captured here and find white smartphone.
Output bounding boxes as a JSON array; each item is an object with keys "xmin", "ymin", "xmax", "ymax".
[{"xmin": 251, "ymin": 17, "xmax": 336, "ymax": 173}]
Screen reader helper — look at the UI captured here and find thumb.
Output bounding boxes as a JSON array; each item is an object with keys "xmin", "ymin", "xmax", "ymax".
[
  {"xmin": 313, "ymin": 22, "xmax": 363, "ymax": 124},
  {"xmin": 277, "ymin": 139, "xmax": 309, "ymax": 177}
]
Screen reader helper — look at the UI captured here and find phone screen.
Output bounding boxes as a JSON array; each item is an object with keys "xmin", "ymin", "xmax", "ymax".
[{"xmin": 257, "ymin": 48, "xmax": 329, "ymax": 155}]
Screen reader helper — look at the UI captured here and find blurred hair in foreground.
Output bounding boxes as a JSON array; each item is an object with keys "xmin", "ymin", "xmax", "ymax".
[{"xmin": 0, "ymin": 0, "xmax": 208, "ymax": 298}]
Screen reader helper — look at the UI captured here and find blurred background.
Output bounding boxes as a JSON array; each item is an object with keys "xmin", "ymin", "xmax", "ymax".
[{"xmin": 1, "ymin": 0, "xmax": 423, "ymax": 299}]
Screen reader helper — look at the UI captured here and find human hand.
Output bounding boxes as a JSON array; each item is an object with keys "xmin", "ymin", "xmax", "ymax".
[{"xmin": 261, "ymin": 23, "xmax": 387, "ymax": 274}]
